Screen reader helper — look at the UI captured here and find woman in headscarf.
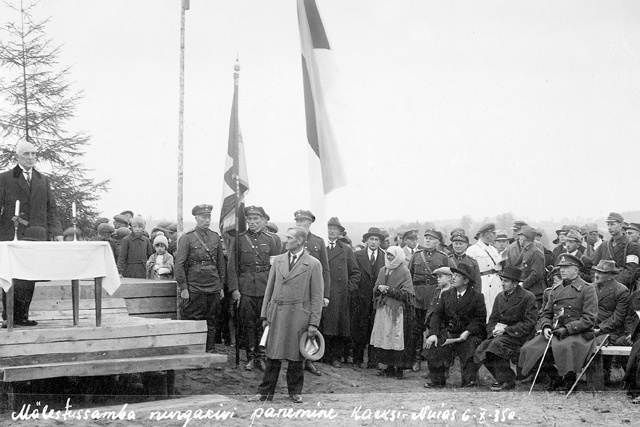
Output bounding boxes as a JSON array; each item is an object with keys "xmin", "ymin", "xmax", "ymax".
[{"xmin": 369, "ymin": 245, "xmax": 415, "ymax": 379}]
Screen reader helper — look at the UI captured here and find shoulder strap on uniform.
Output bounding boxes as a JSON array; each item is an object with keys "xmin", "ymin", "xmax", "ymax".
[
  {"xmin": 420, "ymin": 251, "xmax": 434, "ymax": 276},
  {"xmin": 193, "ymin": 229, "xmax": 216, "ymax": 263}
]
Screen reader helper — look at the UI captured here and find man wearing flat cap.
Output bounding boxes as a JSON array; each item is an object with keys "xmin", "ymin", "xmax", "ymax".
[
  {"xmin": 510, "ymin": 226, "xmax": 546, "ymax": 308},
  {"xmin": 351, "ymin": 227, "xmax": 387, "ymax": 368},
  {"xmin": 448, "ymin": 232, "xmax": 482, "ymax": 293},
  {"xmin": 474, "ymin": 266, "xmax": 538, "ymax": 391},
  {"xmin": 175, "ymin": 204, "xmax": 228, "ymax": 352},
  {"xmin": 518, "ymin": 254, "xmax": 597, "ymax": 392},
  {"xmin": 0, "ymin": 138, "xmax": 62, "ymax": 326},
  {"xmin": 466, "ymin": 223, "xmax": 503, "ymax": 321},
  {"xmin": 324, "ymin": 217, "xmax": 361, "ymax": 367},
  {"xmin": 591, "ymin": 212, "xmax": 640, "ymax": 290},
  {"xmin": 423, "ymin": 263, "xmax": 487, "ymax": 388},
  {"xmin": 407, "ymin": 229, "xmax": 455, "ymax": 372},
  {"xmin": 227, "ymin": 206, "xmax": 279, "ymax": 371}
]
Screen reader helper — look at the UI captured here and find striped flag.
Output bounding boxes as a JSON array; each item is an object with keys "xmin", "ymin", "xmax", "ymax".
[
  {"xmin": 219, "ymin": 67, "xmax": 249, "ymax": 238},
  {"xmin": 297, "ymin": 0, "xmax": 346, "ymax": 195}
]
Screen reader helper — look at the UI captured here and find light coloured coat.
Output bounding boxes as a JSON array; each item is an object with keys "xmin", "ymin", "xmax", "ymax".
[{"xmin": 261, "ymin": 250, "xmax": 324, "ymax": 361}]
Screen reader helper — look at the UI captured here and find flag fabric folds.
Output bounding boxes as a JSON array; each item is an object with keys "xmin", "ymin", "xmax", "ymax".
[
  {"xmin": 220, "ymin": 70, "xmax": 249, "ymax": 238},
  {"xmin": 297, "ymin": 0, "xmax": 346, "ymax": 195}
]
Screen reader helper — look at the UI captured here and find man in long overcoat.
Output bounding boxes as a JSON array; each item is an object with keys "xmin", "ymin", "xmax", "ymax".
[
  {"xmin": 324, "ymin": 217, "xmax": 360, "ymax": 367},
  {"xmin": 252, "ymin": 226, "xmax": 323, "ymax": 403},
  {"xmin": 0, "ymin": 138, "xmax": 62, "ymax": 326},
  {"xmin": 466, "ymin": 223, "xmax": 502, "ymax": 321},
  {"xmin": 423, "ymin": 263, "xmax": 487, "ymax": 388},
  {"xmin": 512, "ymin": 226, "xmax": 546, "ymax": 308},
  {"xmin": 518, "ymin": 254, "xmax": 597, "ymax": 391},
  {"xmin": 474, "ymin": 266, "xmax": 538, "ymax": 391},
  {"xmin": 351, "ymin": 227, "xmax": 386, "ymax": 368}
]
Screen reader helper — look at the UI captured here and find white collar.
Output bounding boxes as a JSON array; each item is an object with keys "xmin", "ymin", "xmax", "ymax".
[
  {"xmin": 289, "ymin": 248, "xmax": 304, "ymax": 259},
  {"xmin": 368, "ymin": 248, "xmax": 377, "ymax": 258}
]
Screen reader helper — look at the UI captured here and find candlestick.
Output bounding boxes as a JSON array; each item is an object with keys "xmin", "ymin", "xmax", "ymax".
[
  {"xmin": 14, "ymin": 200, "xmax": 19, "ymax": 216},
  {"xmin": 72, "ymin": 202, "xmax": 76, "ymax": 218}
]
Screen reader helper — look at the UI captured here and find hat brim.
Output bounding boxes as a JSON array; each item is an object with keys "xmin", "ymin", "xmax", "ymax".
[
  {"xmin": 299, "ymin": 330, "xmax": 325, "ymax": 361},
  {"xmin": 591, "ymin": 267, "xmax": 620, "ymax": 274},
  {"xmin": 450, "ymin": 266, "xmax": 475, "ymax": 285},
  {"xmin": 329, "ymin": 224, "xmax": 345, "ymax": 232},
  {"xmin": 498, "ymin": 272, "xmax": 520, "ymax": 282},
  {"xmin": 363, "ymin": 232, "xmax": 385, "ymax": 241}
]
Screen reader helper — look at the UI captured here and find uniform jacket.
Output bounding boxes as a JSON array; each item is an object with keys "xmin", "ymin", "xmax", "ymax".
[
  {"xmin": 407, "ymin": 248, "xmax": 455, "ymax": 309},
  {"xmin": 0, "ymin": 165, "xmax": 62, "ymax": 241},
  {"xmin": 591, "ymin": 234, "xmax": 640, "ymax": 290},
  {"xmin": 305, "ymin": 232, "xmax": 331, "ymax": 299},
  {"xmin": 261, "ymin": 250, "xmax": 324, "ymax": 361},
  {"xmin": 537, "ymin": 276, "xmax": 597, "ymax": 335},
  {"xmin": 117, "ymin": 233, "xmax": 154, "ymax": 278},
  {"xmin": 518, "ymin": 242, "xmax": 546, "ymax": 300},
  {"xmin": 595, "ymin": 277, "xmax": 630, "ymax": 335},
  {"xmin": 226, "ymin": 230, "xmax": 278, "ymax": 297},
  {"xmin": 402, "ymin": 246, "xmax": 415, "ymax": 267},
  {"xmin": 506, "ymin": 240, "xmax": 545, "ymax": 268},
  {"xmin": 429, "ymin": 286, "xmax": 487, "ymax": 340},
  {"xmin": 323, "ymin": 239, "xmax": 360, "ymax": 336},
  {"xmin": 448, "ymin": 253, "xmax": 482, "ymax": 292},
  {"xmin": 174, "ymin": 227, "xmax": 226, "ymax": 293}
]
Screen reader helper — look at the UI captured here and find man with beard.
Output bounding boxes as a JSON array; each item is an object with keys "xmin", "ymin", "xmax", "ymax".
[
  {"xmin": 407, "ymin": 229, "xmax": 455, "ymax": 372},
  {"xmin": 227, "ymin": 206, "xmax": 279, "ymax": 371}
]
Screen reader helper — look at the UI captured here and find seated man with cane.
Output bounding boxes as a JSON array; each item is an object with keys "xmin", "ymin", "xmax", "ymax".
[{"xmin": 518, "ymin": 254, "xmax": 597, "ymax": 392}]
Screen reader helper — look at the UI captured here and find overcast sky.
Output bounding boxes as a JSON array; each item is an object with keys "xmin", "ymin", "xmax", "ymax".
[{"xmin": 3, "ymin": 1, "xmax": 640, "ymax": 225}]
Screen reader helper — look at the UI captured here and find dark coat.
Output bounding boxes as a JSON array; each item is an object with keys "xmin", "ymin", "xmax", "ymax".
[
  {"xmin": 305, "ymin": 232, "xmax": 331, "ymax": 298},
  {"xmin": 592, "ymin": 234, "xmax": 640, "ymax": 289},
  {"xmin": 261, "ymin": 250, "xmax": 324, "ymax": 361},
  {"xmin": 475, "ymin": 285, "xmax": 538, "ymax": 363},
  {"xmin": 226, "ymin": 230, "xmax": 278, "ymax": 297},
  {"xmin": 519, "ymin": 242, "xmax": 546, "ymax": 301},
  {"xmin": 519, "ymin": 276, "xmax": 597, "ymax": 376},
  {"xmin": 0, "ymin": 165, "xmax": 62, "ymax": 241},
  {"xmin": 407, "ymin": 249, "xmax": 454, "ymax": 309},
  {"xmin": 624, "ymin": 290, "xmax": 640, "ymax": 341},
  {"xmin": 449, "ymin": 253, "xmax": 482, "ymax": 293},
  {"xmin": 595, "ymin": 277, "xmax": 629, "ymax": 339},
  {"xmin": 116, "ymin": 233, "xmax": 153, "ymax": 278},
  {"xmin": 323, "ymin": 240, "xmax": 360, "ymax": 336},
  {"xmin": 351, "ymin": 247, "xmax": 385, "ymax": 346}
]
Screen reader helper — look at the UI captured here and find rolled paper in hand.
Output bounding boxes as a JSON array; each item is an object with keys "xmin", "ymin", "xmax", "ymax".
[
  {"xmin": 72, "ymin": 202, "xmax": 76, "ymax": 217},
  {"xmin": 14, "ymin": 200, "xmax": 19, "ymax": 216}
]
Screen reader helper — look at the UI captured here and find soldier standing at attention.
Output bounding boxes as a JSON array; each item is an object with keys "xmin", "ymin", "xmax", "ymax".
[
  {"xmin": 175, "ymin": 204, "xmax": 232, "ymax": 352},
  {"xmin": 407, "ymin": 229, "xmax": 455, "ymax": 372},
  {"xmin": 294, "ymin": 209, "xmax": 330, "ymax": 376},
  {"xmin": 227, "ymin": 206, "xmax": 279, "ymax": 371}
]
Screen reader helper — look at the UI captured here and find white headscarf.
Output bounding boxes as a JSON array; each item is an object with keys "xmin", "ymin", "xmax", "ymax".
[{"xmin": 384, "ymin": 245, "xmax": 405, "ymax": 271}]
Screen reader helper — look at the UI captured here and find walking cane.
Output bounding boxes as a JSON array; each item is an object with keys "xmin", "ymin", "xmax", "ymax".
[
  {"xmin": 234, "ymin": 299, "xmax": 240, "ymax": 368},
  {"xmin": 529, "ymin": 331, "xmax": 553, "ymax": 395},
  {"xmin": 565, "ymin": 334, "xmax": 610, "ymax": 398}
]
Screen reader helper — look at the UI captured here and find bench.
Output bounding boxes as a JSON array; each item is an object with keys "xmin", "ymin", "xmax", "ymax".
[{"xmin": 586, "ymin": 345, "xmax": 632, "ymax": 390}]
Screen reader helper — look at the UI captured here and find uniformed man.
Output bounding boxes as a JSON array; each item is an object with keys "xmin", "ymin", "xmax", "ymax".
[
  {"xmin": 407, "ymin": 229, "xmax": 455, "ymax": 372},
  {"xmin": 294, "ymin": 209, "xmax": 330, "ymax": 376},
  {"xmin": 494, "ymin": 230, "xmax": 509, "ymax": 259},
  {"xmin": 583, "ymin": 223, "xmax": 602, "ymax": 259},
  {"xmin": 261, "ymin": 211, "xmax": 283, "ymax": 253},
  {"xmin": 448, "ymin": 232, "xmax": 482, "ymax": 293},
  {"xmin": 175, "ymin": 204, "xmax": 230, "ymax": 352},
  {"xmin": 466, "ymin": 223, "xmax": 502, "ymax": 321},
  {"xmin": 624, "ymin": 223, "xmax": 640, "ymax": 244},
  {"xmin": 227, "ymin": 205, "xmax": 279, "ymax": 371},
  {"xmin": 591, "ymin": 212, "xmax": 640, "ymax": 290},
  {"xmin": 514, "ymin": 226, "xmax": 546, "ymax": 309},
  {"xmin": 518, "ymin": 254, "xmax": 597, "ymax": 392}
]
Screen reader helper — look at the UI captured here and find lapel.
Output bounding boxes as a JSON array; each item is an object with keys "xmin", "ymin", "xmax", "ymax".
[
  {"xmin": 328, "ymin": 240, "xmax": 340, "ymax": 261},
  {"xmin": 596, "ymin": 280, "xmax": 614, "ymax": 300},
  {"xmin": 283, "ymin": 250, "xmax": 310, "ymax": 283},
  {"xmin": 355, "ymin": 249, "xmax": 371, "ymax": 278},
  {"xmin": 372, "ymin": 248, "xmax": 385, "ymax": 277},
  {"xmin": 453, "ymin": 286, "xmax": 473, "ymax": 314},
  {"xmin": 500, "ymin": 286, "xmax": 524, "ymax": 314},
  {"xmin": 13, "ymin": 165, "xmax": 30, "ymax": 198}
]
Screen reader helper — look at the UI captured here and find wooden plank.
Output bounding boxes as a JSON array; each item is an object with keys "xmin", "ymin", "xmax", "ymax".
[
  {"xmin": 0, "ymin": 319, "xmax": 206, "ymax": 345},
  {"xmin": 0, "ymin": 353, "xmax": 227, "ymax": 382},
  {"xmin": 132, "ymin": 312, "xmax": 176, "ymax": 320},
  {"xmin": 125, "ymin": 297, "xmax": 177, "ymax": 315},
  {"xmin": 30, "ymin": 308, "xmax": 129, "ymax": 321},
  {"xmin": 112, "ymin": 279, "xmax": 178, "ymax": 298},
  {"xmin": 0, "ymin": 331, "xmax": 206, "ymax": 357},
  {"xmin": 0, "ymin": 344, "xmax": 206, "ymax": 367},
  {"xmin": 29, "ymin": 298, "xmax": 127, "ymax": 311},
  {"xmin": 601, "ymin": 346, "xmax": 632, "ymax": 356}
]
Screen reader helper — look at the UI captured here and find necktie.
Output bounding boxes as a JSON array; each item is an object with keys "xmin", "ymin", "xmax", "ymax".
[
  {"xmin": 24, "ymin": 171, "xmax": 31, "ymax": 186},
  {"xmin": 370, "ymin": 251, "xmax": 375, "ymax": 266},
  {"xmin": 289, "ymin": 254, "xmax": 297, "ymax": 271},
  {"xmin": 330, "ymin": 242, "xmax": 334, "ymax": 250}
]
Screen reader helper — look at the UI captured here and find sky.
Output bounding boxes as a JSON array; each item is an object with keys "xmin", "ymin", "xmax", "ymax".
[{"xmin": 2, "ymin": 0, "xmax": 640, "ymax": 227}]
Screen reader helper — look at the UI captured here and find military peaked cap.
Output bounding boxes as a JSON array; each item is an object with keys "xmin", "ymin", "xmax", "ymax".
[{"xmin": 192, "ymin": 204, "xmax": 213, "ymax": 216}]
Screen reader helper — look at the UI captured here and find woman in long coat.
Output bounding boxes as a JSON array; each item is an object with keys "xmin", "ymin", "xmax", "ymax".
[{"xmin": 369, "ymin": 246, "xmax": 415, "ymax": 379}]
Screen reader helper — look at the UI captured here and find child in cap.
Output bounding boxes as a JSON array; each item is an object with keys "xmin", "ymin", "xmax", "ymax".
[
  {"xmin": 146, "ymin": 234, "xmax": 174, "ymax": 280},
  {"xmin": 117, "ymin": 216, "xmax": 153, "ymax": 278},
  {"xmin": 424, "ymin": 267, "xmax": 453, "ymax": 330},
  {"xmin": 93, "ymin": 223, "xmax": 117, "ymax": 260}
]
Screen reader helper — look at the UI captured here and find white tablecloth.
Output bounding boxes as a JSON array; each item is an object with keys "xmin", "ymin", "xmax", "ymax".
[{"xmin": 0, "ymin": 241, "xmax": 121, "ymax": 294}]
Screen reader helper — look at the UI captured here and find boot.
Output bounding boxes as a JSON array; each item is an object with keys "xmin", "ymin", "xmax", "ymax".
[
  {"xmin": 412, "ymin": 348, "xmax": 422, "ymax": 372},
  {"xmin": 256, "ymin": 348, "xmax": 266, "ymax": 372},
  {"xmin": 206, "ymin": 327, "xmax": 216, "ymax": 353},
  {"xmin": 245, "ymin": 348, "xmax": 255, "ymax": 371}
]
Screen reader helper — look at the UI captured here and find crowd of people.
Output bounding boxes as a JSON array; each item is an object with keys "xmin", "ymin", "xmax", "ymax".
[{"xmin": 2, "ymin": 139, "xmax": 640, "ymax": 404}]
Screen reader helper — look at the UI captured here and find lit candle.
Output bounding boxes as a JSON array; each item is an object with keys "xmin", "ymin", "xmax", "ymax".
[
  {"xmin": 14, "ymin": 200, "xmax": 19, "ymax": 216},
  {"xmin": 72, "ymin": 202, "xmax": 76, "ymax": 218}
]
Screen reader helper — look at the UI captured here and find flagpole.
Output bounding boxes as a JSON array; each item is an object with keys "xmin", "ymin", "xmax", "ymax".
[
  {"xmin": 233, "ymin": 59, "xmax": 241, "ymax": 369},
  {"xmin": 177, "ymin": 0, "xmax": 188, "ymax": 235}
]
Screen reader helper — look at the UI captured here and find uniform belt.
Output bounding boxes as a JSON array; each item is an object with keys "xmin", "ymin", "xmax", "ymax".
[
  {"xmin": 241, "ymin": 265, "xmax": 270, "ymax": 273},
  {"xmin": 273, "ymin": 299, "xmax": 306, "ymax": 305},
  {"xmin": 190, "ymin": 260, "xmax": 215, "ymax": 267},
  {"xmin": 481, "ymin": 269, "xmax": 497, "ymax": 276}
]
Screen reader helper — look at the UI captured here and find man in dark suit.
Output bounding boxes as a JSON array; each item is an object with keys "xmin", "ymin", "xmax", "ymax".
[
  {"xmin": 293, "ymin": 209, "xmax": 330, "ymax": 375},
  {"xmin": 474, "ymin": 266, "xmax": 538, "ymax": 391},
  {"xmin": 423, "ymin": 263, "xmax": 487, "ymax": 388},
  {"xmin": 351, "ymin": 227, "xmax": 386, "ymax": 368},
  {"xmin": 0, "ymin": 138, "xmax": 62, "ymax": 326},
  {"xmin": 324, "ymin": 217, "xmax": 360, "ymax": 367}
]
